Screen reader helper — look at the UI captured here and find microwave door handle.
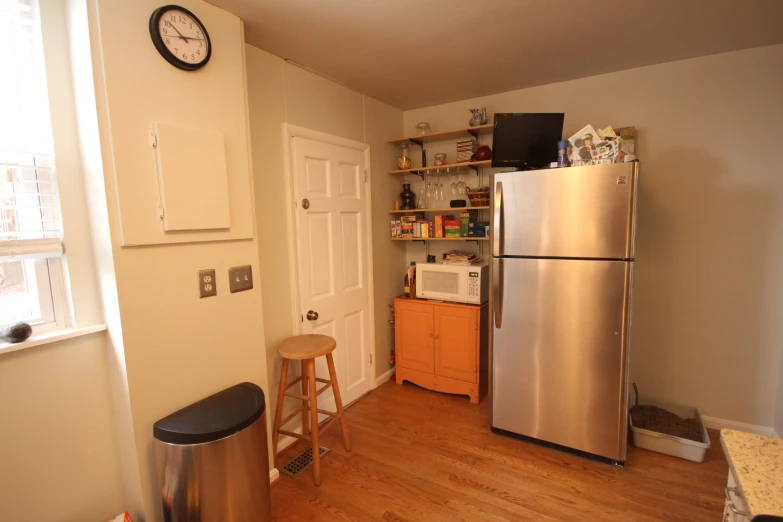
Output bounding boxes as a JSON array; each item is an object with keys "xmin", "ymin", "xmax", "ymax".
[
  {"xmin": 493, "ymin": 181, "xmax": 503, "ymax": 256},
  {"xmin": 493, "ymin": 258, "xmax": 503, "ymax": 328}
]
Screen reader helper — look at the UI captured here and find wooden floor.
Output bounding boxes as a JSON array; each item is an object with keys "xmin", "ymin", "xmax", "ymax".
[{"xmin": 271, "ymin": 380, "xmax": 728, "ymax": 521}]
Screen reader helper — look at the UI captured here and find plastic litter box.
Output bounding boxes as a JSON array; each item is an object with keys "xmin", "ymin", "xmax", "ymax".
[{"xmin": 629, "ymin": 397, "xmax": 711, "ymax": 463}]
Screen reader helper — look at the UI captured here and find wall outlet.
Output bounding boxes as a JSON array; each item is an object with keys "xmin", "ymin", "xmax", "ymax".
[
  {"xmin": 229, "ymin": 265, "xmax": 253, "ymax": 293},
  {"xmin": 198, "ymin": 269, "xmax": 217, "ymax": 298}
]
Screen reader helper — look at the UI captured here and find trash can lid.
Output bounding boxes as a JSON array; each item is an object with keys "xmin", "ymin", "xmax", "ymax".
[{"xmin": 153, "ymin": 382, "xmax": 266, "ymax": 445}]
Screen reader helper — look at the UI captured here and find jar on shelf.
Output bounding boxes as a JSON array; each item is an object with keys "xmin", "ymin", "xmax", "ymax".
[
  {"xmin": 415, "ymin": 122, "xmax": 431, "ymax": 135},
  {"xmin": 397, "ymin": 142, "xmax": 411, "ymax": 170},
  {"xmin": 434, "ymin": 153, "xmax": 447, "ymax": 166}
]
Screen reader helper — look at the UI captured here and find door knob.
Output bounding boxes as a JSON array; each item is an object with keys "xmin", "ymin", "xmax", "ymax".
[{"xmin": 306, "ymin": 310, "xmax": 319, "ymax": 321}]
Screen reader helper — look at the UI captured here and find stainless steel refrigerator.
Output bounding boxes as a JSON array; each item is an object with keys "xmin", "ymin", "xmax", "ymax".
[{"xmin": 490, "ymin": 162, "xmax": 639, "ymax": 464}]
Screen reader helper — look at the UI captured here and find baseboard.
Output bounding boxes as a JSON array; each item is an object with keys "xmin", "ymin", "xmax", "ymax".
[
  {"xmin": 701, "ymin": 415, "xmax": 776, "ymax": 437},
  {"xmin": 269, "ymin": 468, "xmax": 280, "ymax": 484},
  {"xmin": 771, "ymin": 428, "xmax": 780, "ymax": 439},
  {"xmin": 375, "ymin": 366, "xmax": 395, "ymax": 388}
]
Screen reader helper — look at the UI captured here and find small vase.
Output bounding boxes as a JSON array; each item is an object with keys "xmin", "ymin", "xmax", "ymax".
[
  {"xmin": 469, "ymin": 107, "xmax": 488, "ymax": 126},
  {"xmin": 475, "ymin": 145, "xmax": 492, "ymax": 161},
  {"xmin": 400, "ymin": 182, "xmax": 416, "ymax": 210}
]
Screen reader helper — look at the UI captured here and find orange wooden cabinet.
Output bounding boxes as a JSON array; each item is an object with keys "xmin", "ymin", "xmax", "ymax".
[{"xmin": 394, "ymin": 297, "xmax": 488, "ymax": 403}]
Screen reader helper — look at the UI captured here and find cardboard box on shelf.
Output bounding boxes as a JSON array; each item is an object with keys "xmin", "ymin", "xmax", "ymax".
[
  {"xmin": 444, "ymin": 219, "xmax": 461, "ymax": 237},
  {"xmin": 420, "ymin": 220, "xmax": 430, "ymax": 238},
  {"xmin": 460, "ymin": 212, "xmax": 471, "ymax": 237},
  {"xmin": 401, "ymin": 215, "xmax": 416, "ymax": 236},
  {"xmin": 468, "ymin": 221, "xmax": 488, "ymax": 237},
  {"xmin": 390, "ymin": 220, "xmax": 399, "ymax": 238}
]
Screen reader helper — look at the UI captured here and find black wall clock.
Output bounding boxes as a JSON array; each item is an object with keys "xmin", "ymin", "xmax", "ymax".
[{"xmin": 149, "ymin": 5, "xmax": 212, "ymax": 71}]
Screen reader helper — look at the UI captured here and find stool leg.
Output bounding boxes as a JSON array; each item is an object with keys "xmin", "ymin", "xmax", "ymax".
[
  {"xmin": 301, "ymin": 360, "xmax": 310, "ymax": 436},
  {"xmin": 326, "ymin": 352, "xmax": 352, "ymax": 452},
  {"xmin": 307, "ymin": 358, "xmax": 321, "ymax": 486},
  {"xmin": 271, "ymin": 358, "xmax": 289, "ymax": 456}
]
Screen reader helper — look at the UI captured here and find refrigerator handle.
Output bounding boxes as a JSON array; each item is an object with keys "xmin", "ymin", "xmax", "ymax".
[
  {"xmin": 493, "ymin": 181, "xmax": 503, "ymax": 256},
  {"xmin": 492, "ymin": 257, "xmax": 503, "ymax": 328}
]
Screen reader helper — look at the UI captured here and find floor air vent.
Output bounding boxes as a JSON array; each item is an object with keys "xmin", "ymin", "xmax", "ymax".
[{"xmin": 280, "ymin": 446, "xmax": 329, "ymax": 478}]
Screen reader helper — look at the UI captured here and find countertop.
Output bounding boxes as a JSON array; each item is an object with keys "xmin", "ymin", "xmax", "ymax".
[{"xmin": 720, "ymin": 429, "xmax": 783, "ymax": 517}]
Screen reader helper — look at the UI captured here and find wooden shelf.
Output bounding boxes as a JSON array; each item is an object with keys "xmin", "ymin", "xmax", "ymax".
[
  {"xmin": 388, "ymin": 124, "xmax": 493, "ymax": 145},
  {"xmin": 389, "ymin": 206, "xmax": 489, "ymax": 214},
  {"xmin": 392, "ymin": 237, "xmax": 489, "ymax": 241},
  {"xmin": 389, "ymin": 160, "xmax": 492, "ymax": 175}
]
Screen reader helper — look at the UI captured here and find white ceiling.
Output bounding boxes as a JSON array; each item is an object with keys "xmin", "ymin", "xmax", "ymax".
[{"xmin": 209, "ymin": 0, "xmax": 783, "ymax": 110}]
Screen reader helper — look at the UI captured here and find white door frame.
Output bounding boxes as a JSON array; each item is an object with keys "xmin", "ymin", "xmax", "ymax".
[{"xmin": 281, "ymin": 123, "xmax": 376, "ymax": 388}]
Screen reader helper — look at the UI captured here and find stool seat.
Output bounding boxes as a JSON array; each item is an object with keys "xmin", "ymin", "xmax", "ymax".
[{"xmin": 278, "ymin": 334, "xmax": 336, "ymax": 360}]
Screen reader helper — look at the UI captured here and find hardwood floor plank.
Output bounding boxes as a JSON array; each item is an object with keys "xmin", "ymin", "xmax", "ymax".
[{"xmin": 271, "ymin": 382, "xmax": 728, "ymax": 521}]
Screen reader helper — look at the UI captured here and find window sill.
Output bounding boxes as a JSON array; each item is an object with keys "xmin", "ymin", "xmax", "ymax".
[{"xmin": 0, "ymin": 324, "xmax": 108, "ymax": 356}]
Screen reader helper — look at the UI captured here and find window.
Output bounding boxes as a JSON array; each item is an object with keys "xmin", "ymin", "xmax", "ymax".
[{"xmin": 0, "ymin": 0, "xmax": 67, "ymax": 334}]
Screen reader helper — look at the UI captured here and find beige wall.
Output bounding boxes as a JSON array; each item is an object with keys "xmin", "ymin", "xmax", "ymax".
[
  {"xmin": 405, "ymin": 44, "xmax": 783, "ymax": 429},
  {"xmin": 776, "ymin": 359, "xmax": 783, "ymax": 436},
  {"xmin": 365, "ymin": 96, "xmax": 407, "ymax": 376},
  {"xmin": 82, "ymin": 1, "xmax": 272, "ymax": 520},
  {"xmin": 66, "ymin": 0, "xmax": 146, "ymax": 512},
  {"xmin": 0, "ymin": 334, "xmax": 125, "ymax": 522},
  {"xmin": 245, "ymin": 46, "xmax": 403, "ymax": 433},
  {"xmin": 0, "ymin": 2, "xmax": 128, "ymax": 521}
]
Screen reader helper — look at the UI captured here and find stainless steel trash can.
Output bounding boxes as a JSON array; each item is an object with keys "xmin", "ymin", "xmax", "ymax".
[{"xmin": 153, "ymin": 382, "xmax": 272, "ymax": 522}]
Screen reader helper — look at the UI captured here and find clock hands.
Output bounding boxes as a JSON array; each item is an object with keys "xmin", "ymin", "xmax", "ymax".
[
  {"xmin": 169, "ymin": 24, "xmax": 189, "ymax": 43},
  {"xmin": 167, "ymin": 25, "xmax": 204, "ymax": 42}
]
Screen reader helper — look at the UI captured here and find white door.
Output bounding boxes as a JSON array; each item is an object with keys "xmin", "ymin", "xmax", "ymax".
[{"xmin": 292, "ymin": 136, "xmax": 373, "ymax": 411}]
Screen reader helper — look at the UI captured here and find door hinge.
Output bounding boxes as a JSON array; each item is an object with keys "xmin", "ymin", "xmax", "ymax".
[
  {"xmin": 301, "ymin": 314, "xmax": 304, "ymax": 322},
  {"xmin": 365, "ymin": 169, "xmax": 368, "ymax": 182},
  {"xmin": 369, "ymin": 353, "xmax": 372, "ymax": 365},
  {"xmin": 149, "ymin": 132, "xmax": 158, "ymax": 148}
]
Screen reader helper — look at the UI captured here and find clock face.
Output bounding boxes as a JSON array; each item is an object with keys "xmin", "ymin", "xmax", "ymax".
[{"xmin": 149, "ymin": 5, "xmax": 211, "ymax": 71}]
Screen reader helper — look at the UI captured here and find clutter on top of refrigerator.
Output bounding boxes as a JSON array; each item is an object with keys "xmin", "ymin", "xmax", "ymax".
[{"xmin": 566, "ymin": 125, "xmax": 636, "ymax": 166}]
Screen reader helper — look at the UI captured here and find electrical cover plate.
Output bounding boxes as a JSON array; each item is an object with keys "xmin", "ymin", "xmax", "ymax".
[
  {"xmin": 198, "ymin": 269, "xmax": 216, "ymax": 298},
  {"xmin": 229, "ymin": 265, "xmax": 253, "ymax": 293}
]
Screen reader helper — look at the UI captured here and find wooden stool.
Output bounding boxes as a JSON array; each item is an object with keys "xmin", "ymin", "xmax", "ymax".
[{"xmin": 271, "ymin": 334, "xmax": 351, "ymax": 486}]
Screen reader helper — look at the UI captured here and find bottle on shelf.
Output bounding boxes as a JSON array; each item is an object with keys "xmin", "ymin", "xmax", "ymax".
[{"xmin": 400, "ymin": 182, "xmax": 416, "ymax": 210}]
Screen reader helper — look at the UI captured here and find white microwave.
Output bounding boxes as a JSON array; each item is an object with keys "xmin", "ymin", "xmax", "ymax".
[{"xmin": 416, "ymin": 262, "xmax": 489, "ymax": 304}]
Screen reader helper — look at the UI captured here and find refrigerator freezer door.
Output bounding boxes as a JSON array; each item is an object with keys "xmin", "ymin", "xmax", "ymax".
[
  {"xmin": 491, "ymin": 257, "xmax": 633, "ymax": 461},
  {"xmin": 492, "ymin": 163, "xmax": 638, "ymax": 259}
]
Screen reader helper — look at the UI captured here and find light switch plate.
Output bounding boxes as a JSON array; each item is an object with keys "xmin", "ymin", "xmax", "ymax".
[
  {"xmin": 229, "ymin": 265, "xmax": 253, "ymax": 293},
  {"xmin": 198, "ymin": 269, "xmax": 216, "ymax": 298}
]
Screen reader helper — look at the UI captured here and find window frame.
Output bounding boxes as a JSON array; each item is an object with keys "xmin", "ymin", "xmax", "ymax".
[
  {"xmin": 0, "ymin": 239, "xmax": 69, "ymax": 333},
  {"xmin": 0, "ymin": 0, "xmax": 72, "ymax": 337}
]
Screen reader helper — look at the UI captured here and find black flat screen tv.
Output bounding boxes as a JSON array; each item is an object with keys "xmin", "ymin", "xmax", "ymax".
[{"xmin": 491, "ymin": 113, "xmax": 565, "ymax": 169}]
